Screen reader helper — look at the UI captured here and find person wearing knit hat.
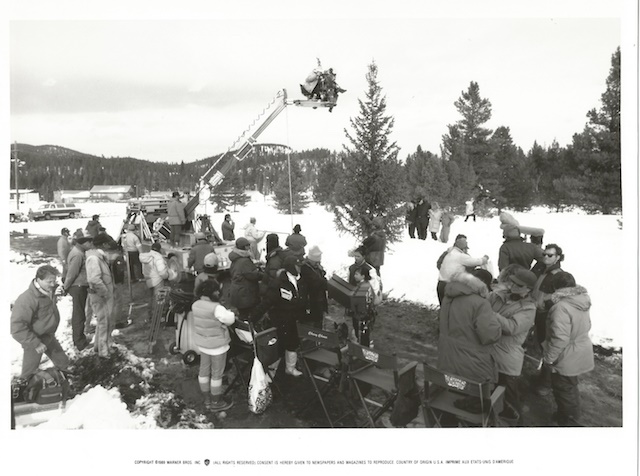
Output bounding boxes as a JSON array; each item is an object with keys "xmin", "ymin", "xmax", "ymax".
[
  {"xmin": 301, "ymin": 245, "xmax": 327, "ymax": 328},
  {"xmin": 489, "ymin": 266, "xmax": 537, "ymax": 424},
  {"xmin": 228, "ymin": 236, "xmax": 263, "ymax": 322},
  {"xmin": 251, "ymin": 254, "xmax": 309, "ymax": 377},
  {"xmin": 285, "ymin": 224, "xmax": 307, "ymax": 259},
  {"xmin": 188, "ymin": 233, "xmax": 215, "ymax": 275},
  {"xmin": 194, "ymin": 252, "xmax": 220, "ymax": 297}
]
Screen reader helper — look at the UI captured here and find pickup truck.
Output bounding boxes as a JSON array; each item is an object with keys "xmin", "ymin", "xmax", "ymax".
[{"xmin": 28, "ymin": 202, "xmax": 82, "ymax": 221}]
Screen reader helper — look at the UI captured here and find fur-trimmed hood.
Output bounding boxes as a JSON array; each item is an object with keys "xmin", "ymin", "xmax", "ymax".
[
  {"xmin": 229, "ymin": 248, "xmax": 252, "ymax": 261},
  {"xmin": 551, "ymin": 285, "xmax": 591, "ymax": 310},
  {"xmin": 445, "ymin": 271, "xmax": 490, "ymax": 299}
]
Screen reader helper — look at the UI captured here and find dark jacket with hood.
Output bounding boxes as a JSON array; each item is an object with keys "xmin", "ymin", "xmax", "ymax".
[
  {"xmin": 438, "ymin": 272, "xmax": 502, "ymax": 383},
  {"xmin": 285, "ymin": 232, "xmax": 307, "ymax": 258},
  {"xmin": 85, "ymin": 219, "xmax": 101, "ymax": 238},
  {"xmin": 229, "ymin": 248, "xmax": 262, "ymax": 310},
  {"xmin": 498, "ymin": 237, "xmax": 544, "ymax": 272},
  {"xmin": 300, "ymin": 258, "xmax": 328, "ymax": 314},
  {"xmin": 263, "ymin": 246, "xmax": 290, "ymax": 287},
  {"xmin": 543, "ymin": 285, "xmax": 594, "ymax": 376}
]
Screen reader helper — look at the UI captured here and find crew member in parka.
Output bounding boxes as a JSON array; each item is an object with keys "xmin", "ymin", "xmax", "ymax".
[
  {"xmin": 86, "ymin": 234, "xmax": 116, "ymax": 358},
  {"xmin": 188, "ymin": 232, "xmax": 215, "ymax": 274},
  {"xmin": 300, "ymin": 245, "xmax": 328, "ymax": 328},
  {"xmin": 229, "ymin": 237, "xmax": 263, "ymax": 322},
  {"xmin": 489, "ymin": 267, "xmax": 537, "ymax": 422},
  {"xmin": 285, "ymin": 224, "xmax": 307, "ymax": 259},
  {"xmin": 543, "ymin": 272, "xmax": 594, "ymax": 427},
  {"xmin": 497, "ymin": 226, "xmax": 544, "ymax": 272},
  {"xmin": 167, "ymin": 191, "xmax": 186, "ymax": 246},
  {"xmin": 251, "ymin": 255, "xmax": 309, "ymax": 377},
  {"xmin": 438, "ymin": 268, "xmax": 502, "ymax": 384},
  {"xmin": 11, "ymin": 265, "xmax": 70, "ymax": 378}
]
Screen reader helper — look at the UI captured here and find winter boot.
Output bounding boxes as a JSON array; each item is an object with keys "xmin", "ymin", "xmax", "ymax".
[
  {"xmin": 284, "ymin": 351, "xmax": 302, "ymax": 377},
  {"xmin": 208, "ymin": 394, "xmax": 233, "ymax": 412}
]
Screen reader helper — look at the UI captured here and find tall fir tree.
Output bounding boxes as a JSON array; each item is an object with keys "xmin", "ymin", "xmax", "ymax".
[
  {"xmin": 273, "ymin": 158, "xmax": 308, "ymax": 213},
  {"xmin": 404, "ymin": 146, "xmax": 451, "ymax": 205},
  {"xmin": 442, "ymin": 81, "xmax": 493, "ymax": 204},
  {"xmin": 313, "ymin": 154, "xmax": 343, "ymax": 206},
  {"xmin": 570, "ymin": 47, "xmax": 621, "ymax": 213},
  {"xmin": 332, "ymin": 61, "xmax": 406, "ymax": 242}
]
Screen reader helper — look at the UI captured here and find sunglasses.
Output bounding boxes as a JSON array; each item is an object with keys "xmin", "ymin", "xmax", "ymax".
[{"xmin": 543, "ymin": 253, "xmax": 556, "ymax": 258}]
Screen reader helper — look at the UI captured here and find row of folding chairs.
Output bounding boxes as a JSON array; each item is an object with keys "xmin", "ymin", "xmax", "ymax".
[{"xmin": 295, "ymin": 322, "xmax": 506, "ymax": 428}]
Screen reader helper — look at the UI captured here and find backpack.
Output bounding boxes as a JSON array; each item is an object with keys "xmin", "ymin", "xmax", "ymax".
[{"xmin": 23, "ymin": 368, "xmax": 69, "ymax": 406}]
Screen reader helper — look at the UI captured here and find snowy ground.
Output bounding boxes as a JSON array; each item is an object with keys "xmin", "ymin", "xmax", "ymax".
[{"xmin": 6, "ymin": 192, "xmax": 629, "ymax": 429}]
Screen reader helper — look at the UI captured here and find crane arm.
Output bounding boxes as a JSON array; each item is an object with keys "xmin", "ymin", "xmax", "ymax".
[{"xmin": 185, "ymin": 90, "xmax": 289, "ymax": 216}]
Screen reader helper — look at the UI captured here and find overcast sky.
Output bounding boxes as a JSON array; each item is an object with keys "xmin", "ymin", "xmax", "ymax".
[{"xmin": 7, "ymin": 3, "xmax": 625, "ymax": 163}]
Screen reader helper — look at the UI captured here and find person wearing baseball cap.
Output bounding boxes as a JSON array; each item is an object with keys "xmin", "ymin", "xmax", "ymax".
[
  {"xmin": 188, "ymin": 232, "xmax": 214, "ymax": 275},
  {"xmin": 489, "ymin": 266, "xmax": 537, "ymax": 424},
  {"xmin": 194, "ymin": 252, "xmax": 220, "ymax": 296}
]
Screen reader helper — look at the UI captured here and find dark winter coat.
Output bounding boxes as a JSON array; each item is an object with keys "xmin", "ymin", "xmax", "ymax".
[
  {"xmin": 438, "ymin": 272, "xmax": 502, "ymax": 384},
  {"xmin": 263, "ymin": 247, "xmax": 290, "ymax": 287},
  {"xmin": 85, "ymin": 219, "xmax": 101, "ymax": 238},
  {"xmin": 543, "ymin": 286, "xmax": 594, "ymax": 376},
  {"xmin": 498, "ymin": 237, "xmax": 544, "ymax": 271},
  {"xmin": 414, "ymin": 201, "xmax": 431, "ymax": 226},
  {"xmin": 229, "ymin": 248, "xmax": 262, "ymax": 310},
  {"xmin": 489, "ymin": 290, "xmax": 536, "ymax": 376},
  {"xmin": 405, "ymin": 204, "xmax": 417, "ymax": 224},
  {"xmin": 11, "ymin": 281, "xmax": 61, "ymax": 350},
  {"xmin": 167, "ymin": 198, "xmax": 186, "ymax": 226},
  {"xmin": 285, "ymin": 232, "xmax": 307, "ymax": 258},
  {"xmin": 64, "ymin": 245, "xmax": 88, "ymax": 289},
  {"xmin": 362, "ymin": 229, "xmax": 386, "ymax": 268},
  {"xmin": 188, "ymin": 241, "xmax": 215, "ymax": 274},
  {"xmin": 252, "ymin": 269, "xmax": 309, "ymax": 324},
  {"xmin": 221, "ymin": 219, "xmax": 235, "ymax": 241},
  {"xmin": 300, "ymin": 259, "xmax": 328, "ymax": 315},
  {"xmin": 532, "ymin": 262, "xmax": 563, "ymax": 311}
]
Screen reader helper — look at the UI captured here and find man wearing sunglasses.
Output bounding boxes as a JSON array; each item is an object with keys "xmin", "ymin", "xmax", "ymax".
[{"xmin": 531, "ymin": 244, "xmax": 565, "ymax": 396}]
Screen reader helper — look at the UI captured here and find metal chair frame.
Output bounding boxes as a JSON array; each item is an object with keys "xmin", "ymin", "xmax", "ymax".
[{"xmin": 420, "ymin": 362, "xmax": 505, "ymax": 428}]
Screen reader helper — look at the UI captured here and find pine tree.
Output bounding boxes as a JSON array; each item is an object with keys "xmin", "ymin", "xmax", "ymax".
[
  {"xmin": 332, "ymin": 61, "xmax": 406, "ymax": 242},
  {"xmin": 273, "ymin": 159, "xmax": 308, "ymax": 213},
  {"xmin": 571, "ymin": 47, "xmax": 621, "ymax": 213},
  {"xmin": 404, "ymin": 146, "xmax": 451, "ymax": 205},
  {"xmin": 442, "ymin": 81, "xmax": 493, "ymax": 203},
  {"xmin": 314, "ymin": 155, "xmax": 343, "ymax": 206}
]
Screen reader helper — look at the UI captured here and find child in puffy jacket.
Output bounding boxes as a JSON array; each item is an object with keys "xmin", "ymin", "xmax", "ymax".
[{"xmin": 192, "ymin": 279, "xmax": 236, "ymax": 412}]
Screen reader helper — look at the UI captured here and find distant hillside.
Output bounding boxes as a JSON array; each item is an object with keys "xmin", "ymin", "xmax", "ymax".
[{"xmin": 9, "ymin": 143, "xmax": 335, "ymax": 201}]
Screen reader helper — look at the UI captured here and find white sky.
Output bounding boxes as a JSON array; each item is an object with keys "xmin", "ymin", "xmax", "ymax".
[{"xmin": 6, "ymin": 2, "xmax": 624, "ymax": 163}]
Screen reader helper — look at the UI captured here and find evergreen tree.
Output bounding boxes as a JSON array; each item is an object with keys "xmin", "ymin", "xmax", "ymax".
[
  {"xmin": 314, "ymin": 155, "xmax": 343, "ymax": 206},
  {"xmin": 571, "ymin": 47, "xmax": 621, "ymax": 213},
  {"xmin": 442, "ymin": 81, "xmax": 493, "ymax": 202},
  {"xmin": 404, "ymin": 146, "xmax": 450, "ymax": 205},
  {"xmin": 273, "ymin": 159, "xmax": 308, "ymax": 213},
  {"xmin": 332, "ymin": 61, "xmax": 406, "ymax": 242}
]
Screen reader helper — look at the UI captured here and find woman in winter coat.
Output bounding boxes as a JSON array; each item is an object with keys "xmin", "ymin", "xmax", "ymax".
[
  {"xmin": 543, "ymin": 272, "xmax": 594, "ymax": 426},
  {"xmin": 439, "ymin": 208, "xmax": 455, "ymax": 243},
  {"xmin": 263, "ymin": 234, "xmax": 288, "ymax": 290},
  {"xmin": 229, "ymin": 237, "xmax": 263, "ymax": 322},
  {"xmin": 428, "ymin": 203, "xmax": 443, "ymax": 241},
  {"xmin": 300, "ymin": 245, "xmax": 328, "ymax": 328},
  {"xmin": 192, "ymin": 279, "xmax": 236, "ymax": 412},
  {"xmin": 489, "ymin": 267, "xmax": 537, "ymax": 422},
  {"xmin": 438, "ymin": 268, "xmax": 502, "ymax": 384},
  {"xmin": 251, "ymin": 255, "xmax": 309, "ymax": 377}
]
